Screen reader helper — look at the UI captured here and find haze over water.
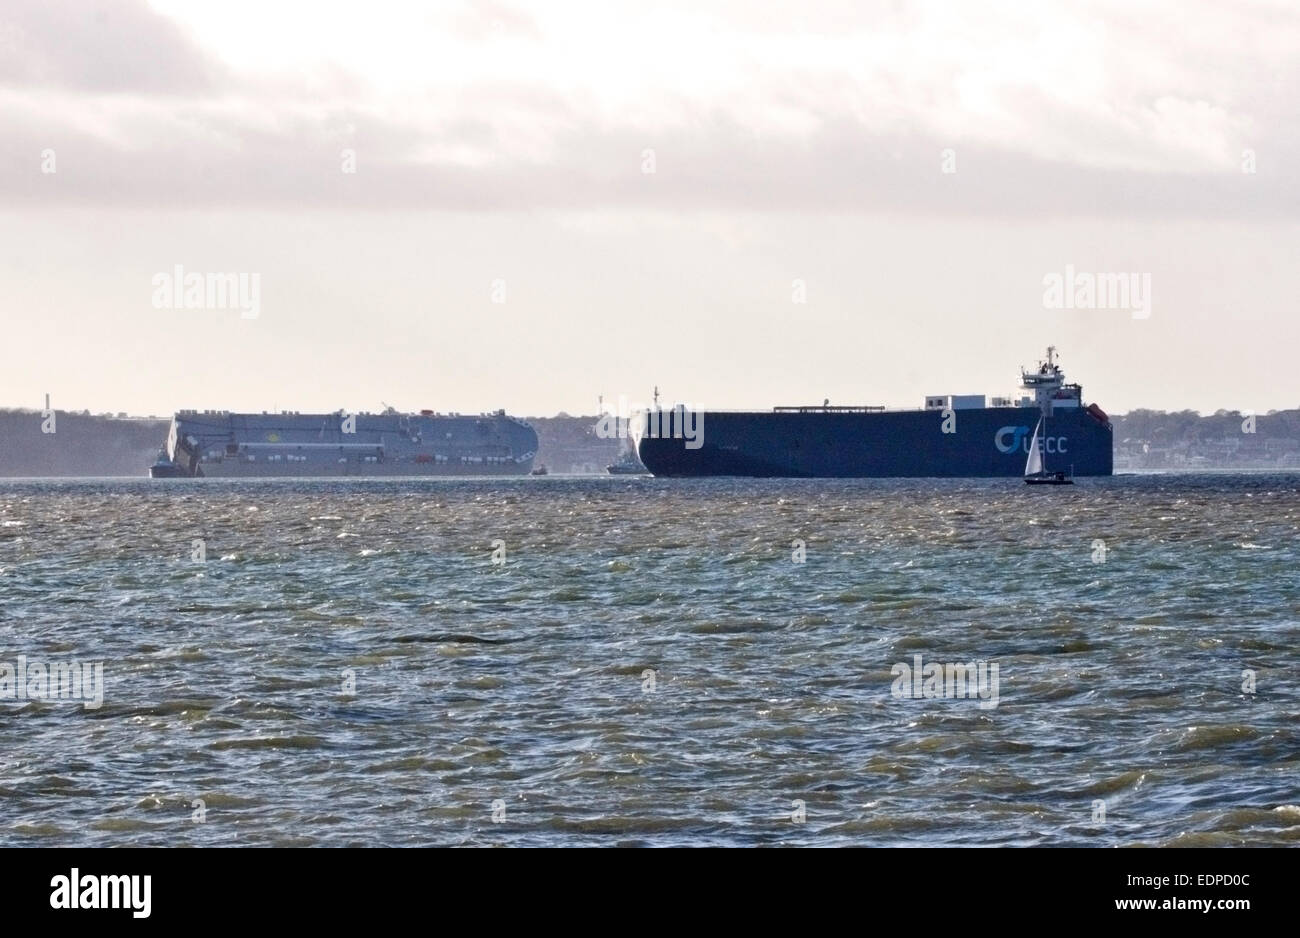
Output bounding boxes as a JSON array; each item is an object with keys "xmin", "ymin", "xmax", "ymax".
[{"xmin": 1, "ymin": 474, "xmax": 1297, "ymax": 846}]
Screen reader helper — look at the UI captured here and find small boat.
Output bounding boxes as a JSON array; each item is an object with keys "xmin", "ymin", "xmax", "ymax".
[
  {"xmin": 606, "ymin": 446, "xmax": 649, "ymax": 475},
  {"xmin": 530, "ymin": 465, "xmax": 549, "ymax": 476},
  {"xmin": 1023, "ymin": 417, "xmax": 1074, "ymax": 485},
  {"xmin": 148, "ymin": 448, "xmax": 187, "ymax": 478},
  {"xmin": 1025, "ymin": 470, "xmax": 1072, "ymax": 485}
]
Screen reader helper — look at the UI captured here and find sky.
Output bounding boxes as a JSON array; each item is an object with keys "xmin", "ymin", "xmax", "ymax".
[{"xmin": 1, "ymin": 0, "xmax": 1297, "ymax": 417}]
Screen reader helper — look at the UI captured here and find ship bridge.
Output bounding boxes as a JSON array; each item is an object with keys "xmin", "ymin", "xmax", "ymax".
[{"xmin": 1021, "ymin": 346, "xmax": 1082, "ymax": 415}]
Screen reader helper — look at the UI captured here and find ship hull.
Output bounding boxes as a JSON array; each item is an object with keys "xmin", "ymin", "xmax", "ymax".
[
  {"xmin": 152, "ymin": 411, "xmax": 538, "ymax": 478},
  {"xmin": 148, "ymin": 462, "xmax": 189, "ymax": 479},
  {"xmin": 635, "ymin": 407, "xmax": 1112, "ymax": 478},
  {"xmin": 191, "ymin": 461, "xmax": 533, "ymax": 478}
]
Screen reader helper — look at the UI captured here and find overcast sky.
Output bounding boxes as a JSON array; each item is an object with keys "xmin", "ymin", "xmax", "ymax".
[{"xmin": 2, "ymin": 0, "xmax": 1297, "ymax": 416}]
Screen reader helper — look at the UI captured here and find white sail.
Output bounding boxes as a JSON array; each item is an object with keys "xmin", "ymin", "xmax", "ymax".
[{"xmin": 1024, "ymin": 418, "xmax": 1043, "ymax": 476}]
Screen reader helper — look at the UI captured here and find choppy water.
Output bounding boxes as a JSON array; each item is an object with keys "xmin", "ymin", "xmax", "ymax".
[{"xmin": 0, "ymin": 473, "xmax": 1297, "ymax": 846}]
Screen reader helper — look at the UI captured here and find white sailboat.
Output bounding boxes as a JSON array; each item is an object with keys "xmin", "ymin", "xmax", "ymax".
[{"xmin": 1024, "ymin": 416, "xmax": 1073, "ymax": 485}]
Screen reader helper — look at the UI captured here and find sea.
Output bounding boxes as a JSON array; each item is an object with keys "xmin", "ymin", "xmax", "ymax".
[{"xmin": 0, "ymin": 473, "xmax": 1297, "ymax": 846}]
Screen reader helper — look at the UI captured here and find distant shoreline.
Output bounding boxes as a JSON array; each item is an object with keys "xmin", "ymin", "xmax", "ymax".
[{"xmin": 1, "ymin": 408, "xmax": 1297, "ymax": 477}]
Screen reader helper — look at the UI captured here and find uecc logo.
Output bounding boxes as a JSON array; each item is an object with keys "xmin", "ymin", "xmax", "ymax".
[
  {"xmin": 995, "ymin": 426, "xmax": 1067, "ymax": 455},
  {"xmin": 995, "ymin": 425, "xmax": 1029, "ymax": 453}
]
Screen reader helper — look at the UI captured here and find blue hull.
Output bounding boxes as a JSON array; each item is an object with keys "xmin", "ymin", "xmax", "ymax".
[{"xmin": 635, "ymin": 407, "xmax": 1112, "ymax": 478}]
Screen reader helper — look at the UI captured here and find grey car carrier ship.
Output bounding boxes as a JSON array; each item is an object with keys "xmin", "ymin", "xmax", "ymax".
[
  {"xmin": 634, "ymin": 347, "xmax": 1112, "ymax": 478},
  {"xmin": 150, "ymin": 407, "xmax": 538, "ymax": 477}
]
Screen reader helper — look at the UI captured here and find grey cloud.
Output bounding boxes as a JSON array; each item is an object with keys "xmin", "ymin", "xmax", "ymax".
[
  {"xmin": 2, "ymin": 99, "xmax": 1296, "ymax": 219},
  {"xmin": 0, "ymin": 0, "xmax": 224, "ymax": 94}
]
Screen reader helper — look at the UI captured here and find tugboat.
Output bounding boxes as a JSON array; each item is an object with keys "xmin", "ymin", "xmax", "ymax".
[
  {"xmin": 606, "ymin": 444, "xmax": 649, "ymax": 475},
  {"xmin": 148, "ymin": 448, "xmax": 188, "ymax": 478}
]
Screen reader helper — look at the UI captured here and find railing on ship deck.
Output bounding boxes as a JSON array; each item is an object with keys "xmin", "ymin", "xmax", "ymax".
[{"xmin": 771, "ymin": 405, "xmax": 887, "ymax": 413}]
